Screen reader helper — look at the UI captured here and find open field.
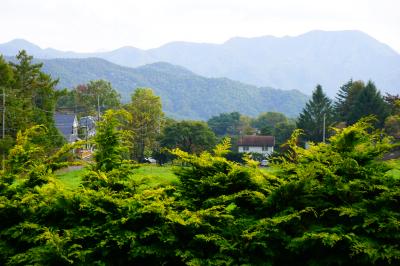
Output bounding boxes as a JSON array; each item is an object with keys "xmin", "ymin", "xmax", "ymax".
[
  {"xmin": 55, "ymin": 159, "xmax": 400, "ymax": 190},
  {"xmin": 131, "ymin": 165, "xmax": 178, "ymax": 187},
  {"xmin": 55, "ymin": 167, "xmax": 86, "ymax": 189},
  {"xmin": 55, "ymin": 164, "xmax": 178, "ymax": 189}
]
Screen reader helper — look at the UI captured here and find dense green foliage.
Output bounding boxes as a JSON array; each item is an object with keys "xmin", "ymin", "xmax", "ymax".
[
  {"xmin": 335, "ymin": 80, "xmax": 389, "ymax": 127},
  {"xmin": 0, "ymin": 52, "xmax": 64, "ymax": 163},
  {"xmin": 252, "ymin": 112, "xmax": 288, "ymax": 133},
  {"xmin": 207, "ymin": 111, "xmax": 296, "ymax": 147},
  {"xmin": 160, "ymin": 120, "xmax": 217, "ymax": 154},
  {"xmin": 92, "ymin": 109, "xmax": 131, "ymax": 172},
  {"xmin": 297, "ymin": 80, "xmax": 395, "ymax": 144},
  {"xmin": 1, "ymin": 118, "xmax": 399, "ymax": 265},
  {"xmin": 57, "ymin": 80, "xmax": 121, "ymax": 116},
  {"xmin": 348, "ymin": 82, "xmax": 388, "ymax": 127},
  {"xmin": 1, "ymin": 50, "xmax": 400, "ymax": 265},
  {"xmin": 384, "ymin": 96, "xmax": 400, "ymax": 140},
  {"xmin": 207, "ymin": 112, "xmax": 243, "ymax": 136},
  {"xmin": 124, "ymin": 88, "xmax": 165, "ymax": 162}
]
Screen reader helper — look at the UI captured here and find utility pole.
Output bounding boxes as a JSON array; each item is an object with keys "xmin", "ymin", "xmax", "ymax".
[
  {"xmin": 86, "ymin": 118, "xmax": 89, "ymax": 150},
  {"xmin": 97, "ymin": 94, "xmax": 101, "ymax": 121},
  {"xmin": 1, "ymin": 87, "xmax": 5, "ymax": 170},
  {"xmin": 323, "ymin": 113, "xmax": 326, "ymax": 143}
]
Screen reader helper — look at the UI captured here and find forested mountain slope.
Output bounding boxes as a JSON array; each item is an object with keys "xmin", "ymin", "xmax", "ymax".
[{"xmin": 4, "ymin": 56, "xmax": 308, "ymax": 119}]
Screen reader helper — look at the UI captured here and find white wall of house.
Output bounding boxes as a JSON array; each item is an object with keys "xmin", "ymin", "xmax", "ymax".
[
  {"xmin": 238, "ymin": 146, "xmax": 274, "ymax": 156},
  {"xmin": 72, "ymin": 116, "xmax": 79, "ymax": 136}
]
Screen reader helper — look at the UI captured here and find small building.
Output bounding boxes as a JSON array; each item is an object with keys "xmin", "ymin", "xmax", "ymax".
[
  {"xmin": 237, "ymin": 135, "xmax": 275, "ymax": 157},
  {"xmin": 54, "ymin": 113, "xmax": 80, "ymax": 143},
  {"xmin": 79, "ymin": 116, "xmax": 97, "ymax": 138}
]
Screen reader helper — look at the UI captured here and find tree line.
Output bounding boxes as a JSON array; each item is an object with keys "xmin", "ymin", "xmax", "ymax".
[
  {"xmin": 2, "ymin": 51, "xmax": 400, "ymax": 167},
  {"xmin": 297, "ymin": 81, "xmax": 399, "ymax": 143},
  {"xmin": 2, "ymin": 51, "xmax": 399, "ymax": 167}
]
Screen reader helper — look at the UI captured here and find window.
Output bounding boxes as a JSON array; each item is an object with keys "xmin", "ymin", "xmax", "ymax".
[
  {"xmin": 242, "ymin": 146, "xmax": 249, "ymax": 151},
  {"xmin": 262, "ymin": 146, "xmax": 269, "ymax": 151}
]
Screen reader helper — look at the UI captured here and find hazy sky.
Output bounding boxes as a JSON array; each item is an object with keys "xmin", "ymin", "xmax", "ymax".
[{"xmin": 1, "ymin": 0, "xmax": 400, "ymax": 53}]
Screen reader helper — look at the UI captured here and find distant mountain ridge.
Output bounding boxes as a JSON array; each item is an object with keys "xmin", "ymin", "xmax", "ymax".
[
  {"xmin": 4, "ymin": 56, "xmax": 308, "ymax": 120},
  {"xmin": 1, "ymin": 30, "xmax": 400, "ymax": 95}
]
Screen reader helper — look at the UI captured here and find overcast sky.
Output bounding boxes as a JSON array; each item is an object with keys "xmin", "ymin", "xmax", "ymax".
[{"xmin": 1, "ymin": 0, "xmax": 400, "ymax": 53}]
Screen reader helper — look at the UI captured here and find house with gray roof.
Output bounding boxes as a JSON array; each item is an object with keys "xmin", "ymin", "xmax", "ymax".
[{"xmin": 54, "ymin": 113, "xmax": 80, "ymax": 143}]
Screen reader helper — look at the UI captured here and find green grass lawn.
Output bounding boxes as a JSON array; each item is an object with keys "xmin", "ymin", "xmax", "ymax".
[
  {"xmin": 55, "ymin": 159, "xmax": 400, "ymax": 190},
  {"xmin": 386, "ymin": 159, "xmax": 400, "ymax": 179},
  {"xmin": 131, "ymin": 164, "xmax": 178, "ymax": 188},
  {"xmin": 56, "ymin": 164, "xmax": 178, "ymax": 189},
  {"xmin": 55, "ymin": 167, "xmax": 86, "ymax": 189}
]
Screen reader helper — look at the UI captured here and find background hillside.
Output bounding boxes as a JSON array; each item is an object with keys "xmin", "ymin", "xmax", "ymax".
[
  {"xmin": 5, "ymin": 56, "xmax": 308, "ymax": 119},
  {"xmin": 1, "ymin": 30, "xmax": 399, "ymax": 95}
]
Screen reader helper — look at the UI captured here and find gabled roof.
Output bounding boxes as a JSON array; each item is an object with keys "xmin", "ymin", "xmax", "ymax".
[
  {"xmin": 54, "ymin": 113, "xmax": 76, "ymax": 140},
  {"xmin": 238, "ymin": 135, "xmax": 275, "ymax": 146},
  {"xmin": 79, "ymin": 116, "xmax": 96, "ymax": 130}
]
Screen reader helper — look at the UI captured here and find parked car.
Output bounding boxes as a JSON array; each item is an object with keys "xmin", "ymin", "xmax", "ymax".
[{"xmin": 144, "ymin": 157, "xmax": 157, "ymax": 164}]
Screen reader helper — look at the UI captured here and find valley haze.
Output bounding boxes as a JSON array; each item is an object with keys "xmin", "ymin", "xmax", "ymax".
[{"xmin": 1, "ymin": 30, "xmax": 399, "ymax": 97}]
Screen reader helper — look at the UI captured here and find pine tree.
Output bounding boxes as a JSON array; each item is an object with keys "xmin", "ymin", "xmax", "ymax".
[
  {"xmin": 348, "ymin": 81, "xmax": 389, "ymax": 127},
  {"xmin": 334, "ymin": 80, "xmax": 365, "ymax": 124},
  {"xmin": 297, "ymin": 85, "xmax": 335, "ymax": 142},
  {"xmin": 8, "ymin": 51, "xmax": 64, "ymax": 147},
  {"xmin": 334, "ymin": 79, "xmax": 353, "ymax": 121}
]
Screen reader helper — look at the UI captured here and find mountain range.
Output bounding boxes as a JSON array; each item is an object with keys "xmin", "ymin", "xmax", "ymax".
[
  {"xmin": 4, "ymin": 56, "xmax": 308, "ymax": 120},
  {"xmin": 1, "ymin": 30, "xmax": 399, "ymax": 95}
]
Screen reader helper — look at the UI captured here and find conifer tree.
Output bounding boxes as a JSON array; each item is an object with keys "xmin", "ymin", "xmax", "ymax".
[
  {"xmin": 0, "ymin": 56, "xmax": 15, "ymax": 163},
  {"xmin": 347, "ymin": 81, "xmax": 388, "ymax": 127},
  {"xmin": 334, "ymin": 79, "xmax": 365, "ymax": 124},
  {"xmin": 297, "ymin": 85, "xmax": 335, "ymax": 142},
  {"xmin": 335, "ymin": 80, "xmax": 389, "ymax": 127},
  {"xmin": 8, "ymin": 50, "xmax": 63, "ymax": 147},
  {"xmin": 334, "ymin": 79, "xmax": 353, "ymax": 121}
]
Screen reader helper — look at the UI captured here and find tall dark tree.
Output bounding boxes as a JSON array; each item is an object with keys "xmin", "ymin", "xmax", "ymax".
[
  {"xmin": 347, "ymin": 81, "xmax": 388, "ymax": 127},
  {"xmin": 6, "ymin": 51, "xmax": 63, "ymax": 147},
  {"xmin": 334, "ymin": 80, "xmax": 365, "ymax": 124},
  {"xmin": 0, "ymin": 56, "xmax": 15, "ymax": 160},
  {"xmin": 334, "ymin": 79, "xmax": 353, "ymax": 121},
  {"xmin": 297, "ymin": 85, "xmax": 335, "ymax": 142}
]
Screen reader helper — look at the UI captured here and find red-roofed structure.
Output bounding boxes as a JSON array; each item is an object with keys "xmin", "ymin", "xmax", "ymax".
[{"xmin": 237, "ymin": 135, "xmax": 275, "ymax": 156}]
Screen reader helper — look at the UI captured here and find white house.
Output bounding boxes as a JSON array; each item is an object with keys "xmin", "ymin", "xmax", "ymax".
[{"xmin": 237, "ymin": 135, "xmax": 275, "ymax": 157}]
